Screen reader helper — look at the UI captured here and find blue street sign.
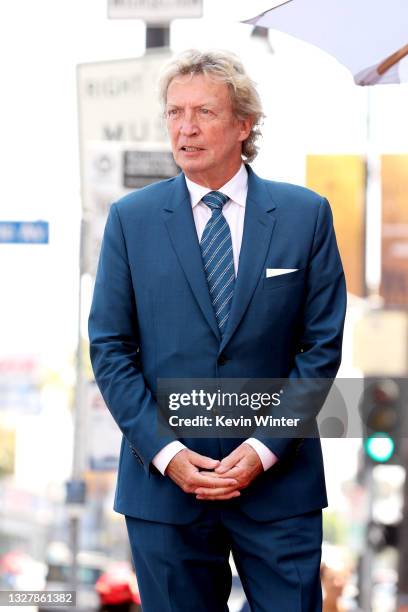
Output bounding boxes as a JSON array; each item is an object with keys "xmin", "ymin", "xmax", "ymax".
[{"xmin": 0, "ymin": 221, "xmax": 49, "ymax": 244}]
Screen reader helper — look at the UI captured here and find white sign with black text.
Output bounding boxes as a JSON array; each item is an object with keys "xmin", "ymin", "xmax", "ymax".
[{"xmin": 108, "ymin": 0, "xmax": 203, "ymax": 22}]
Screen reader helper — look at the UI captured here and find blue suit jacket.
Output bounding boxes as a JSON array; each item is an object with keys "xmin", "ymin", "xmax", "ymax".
[{"xmin": 88, "ymin": 165, "xmax": 347, "ymax": 524}]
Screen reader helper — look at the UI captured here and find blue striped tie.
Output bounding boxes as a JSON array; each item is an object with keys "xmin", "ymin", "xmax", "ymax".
[{"xmin": 200, "ymin": 191, "xmax": 235, "ymax": 337}]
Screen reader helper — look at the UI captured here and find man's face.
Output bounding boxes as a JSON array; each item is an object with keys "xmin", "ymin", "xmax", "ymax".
[{"xmin": 165, "ymin": 73, "xmax": 252, "ymax": 189}]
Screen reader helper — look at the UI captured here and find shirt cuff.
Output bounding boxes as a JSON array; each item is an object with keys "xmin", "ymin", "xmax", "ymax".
[
  {"xmin": 244, "ymin": 438, "xmax": 279, "ymax": 471},
  {"xmin": 151, "ymin": 441, "xmax": 186, "ymax": 475}
]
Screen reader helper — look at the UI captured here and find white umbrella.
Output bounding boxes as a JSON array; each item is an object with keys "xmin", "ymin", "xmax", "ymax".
[{"xmin": 244, "ymin": 0, "xmax": 408, "ymax": 85}]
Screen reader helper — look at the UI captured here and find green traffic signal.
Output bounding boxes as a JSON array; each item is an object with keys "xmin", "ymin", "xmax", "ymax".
[
  {"xmin": 360, "ymin": 377, "xmax": 404, "ymax": 465},
  {"xmin": 364, "ymin": 432, "xmax": 395, "ymax": 463}
]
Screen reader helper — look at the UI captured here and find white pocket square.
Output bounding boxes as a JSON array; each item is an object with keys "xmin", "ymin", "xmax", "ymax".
[{"xmin": 266, "ymin": 268, "xmax": 298, "ymax": 278}]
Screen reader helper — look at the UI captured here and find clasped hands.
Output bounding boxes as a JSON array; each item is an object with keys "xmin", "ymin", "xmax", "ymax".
[{"xmin": 165, "ymin": 443, "xmax": 263, "ymax": 500}]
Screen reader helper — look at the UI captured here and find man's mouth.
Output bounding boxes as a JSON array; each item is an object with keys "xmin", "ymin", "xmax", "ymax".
[{"xmin": 180, "ymin": 146, "xmax": 204, "ymax": 152}]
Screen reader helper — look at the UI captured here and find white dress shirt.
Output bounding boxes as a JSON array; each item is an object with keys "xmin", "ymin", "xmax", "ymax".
[{"xmin": 152, "ymin": 164, "xmax": 279, "ymax": 475}]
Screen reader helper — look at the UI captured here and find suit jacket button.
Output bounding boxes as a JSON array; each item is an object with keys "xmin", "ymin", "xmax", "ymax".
[{"xmin": 218, "ymin": 354, "xmax": 228, "ymax": 366}]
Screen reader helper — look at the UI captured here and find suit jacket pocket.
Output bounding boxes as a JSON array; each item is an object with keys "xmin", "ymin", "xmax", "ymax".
[{"xmin": 263, "ymin": 267, "xmax": 306, "ymax": 290}]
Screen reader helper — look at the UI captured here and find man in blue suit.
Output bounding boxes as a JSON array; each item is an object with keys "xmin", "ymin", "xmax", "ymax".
[{"xmin": 89, "ymin": 49, "xmax": 347, "ymax": 611}]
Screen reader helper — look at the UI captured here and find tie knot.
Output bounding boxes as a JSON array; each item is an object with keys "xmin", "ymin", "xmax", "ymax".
[{"xmin": 202, "ymin": 191, "xmax": 229, "ymax": 211}]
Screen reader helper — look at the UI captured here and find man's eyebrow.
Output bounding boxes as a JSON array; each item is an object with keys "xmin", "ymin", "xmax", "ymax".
[{"xmin": 165, "ymin": 101, "xmax": 217, "ymax": 108}]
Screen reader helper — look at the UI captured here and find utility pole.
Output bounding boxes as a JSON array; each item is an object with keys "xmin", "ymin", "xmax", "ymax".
[
  {"xmin": 146, "ymin": 25, "xmax": 170, "ymax": 49},
  {"xmin": 359, "ymin": 464, "xmax": 375, "ymax": 611},
  {"xmin": 67, "ymin": 220, "xmax": 87, "ymax": 597},
  {"xmin": 397, "ymin": 436, "xmax": 408, "ymax": 610}
]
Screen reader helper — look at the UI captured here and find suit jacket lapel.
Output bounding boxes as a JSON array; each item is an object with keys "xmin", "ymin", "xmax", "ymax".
[
  {"xmin": 219, "ymin": 166, "xmax": 277, "ymax": 353},
  {"xmin": 163, "ymin": 173, "xmax": 221, "ymax": 342}
]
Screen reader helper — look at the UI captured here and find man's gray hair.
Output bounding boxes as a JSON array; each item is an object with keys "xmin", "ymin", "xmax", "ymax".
[{"xmin": 158, "ymin": 49, "xmax": 264, "ymax": 163}]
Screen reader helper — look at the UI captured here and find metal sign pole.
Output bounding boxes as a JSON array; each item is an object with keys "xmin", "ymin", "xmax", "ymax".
[
  {"xmin": 67, "ymin": 218, "xmax": 87, "ymax": 596},
  {"xmin": 360, "ymin": 465, "xmax": 375, "ymax": 611}
]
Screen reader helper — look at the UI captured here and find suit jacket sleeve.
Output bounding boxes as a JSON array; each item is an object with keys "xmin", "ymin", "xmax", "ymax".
[
  {"xmin": 251, "ymin": 196, "xmax": 347, "ymax": 460},
  {"xmin": 88, "ymin": 203, "xmax": 177, "ymax": 475}
]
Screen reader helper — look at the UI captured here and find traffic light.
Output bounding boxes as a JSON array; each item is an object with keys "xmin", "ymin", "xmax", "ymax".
[
  {"xmin": 367, "ymin": 520, "xmax": 400, "ymax": 551},
  {"xmin": 360, "ymin": 377, "xmax": 404, "ymax": 465}
]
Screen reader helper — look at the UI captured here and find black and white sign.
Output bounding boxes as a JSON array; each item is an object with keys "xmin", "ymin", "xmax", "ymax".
[
  {"xmin": 108, "ymin": 0, "xmax": 203, "ymax": 22},
  {"xmin": 123, "ymin": 149, "xmax": 179, "ymax": 188},
  {"xmin": 82, "ymin": 142, "xmax": 178, "ymax": 274}
]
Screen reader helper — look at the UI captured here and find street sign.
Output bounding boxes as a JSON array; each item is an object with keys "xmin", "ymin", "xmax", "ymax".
[
  {"xmin": 77, "ymin": 51, "xmax": 172, "ymax": 215},
  {"xmin": 77, "ymin": 53, "xmax": 170, "ymax": 147},
  {"xmin": 82, "ymin": 141, "xmax": 179, "ymax": 274},
  {"xmin": 123, "ymin": 149, "xmax": 179, "ymax": 188},
  {"xmin": 0, "ymin": 221, "xmax": 49, "ymax": 244},
  {"xmin": 77, "ymin": 53, "xmax": 179, "ymax": 272},
  {"xmin": 108, "ymin": 0, "xmax": 203, "ymax": 22}
]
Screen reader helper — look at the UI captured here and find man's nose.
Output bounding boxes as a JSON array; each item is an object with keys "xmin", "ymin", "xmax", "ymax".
[{"xmin": 179, "ymin": 112, "xmax": 199, "ymax": 136}]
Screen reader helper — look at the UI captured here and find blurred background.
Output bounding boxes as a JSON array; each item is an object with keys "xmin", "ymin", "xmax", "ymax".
[{"xmin": 1, "ymin": 1, "xmax": 408, "ymax": 610}]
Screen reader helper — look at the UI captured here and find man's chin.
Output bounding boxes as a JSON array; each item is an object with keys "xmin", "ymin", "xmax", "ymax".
[{"xmin": 176, "ymin": 159, "xmax": 208, "ymax": 175}]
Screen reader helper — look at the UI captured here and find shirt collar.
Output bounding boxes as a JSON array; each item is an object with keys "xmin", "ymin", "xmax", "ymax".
[{"xmin": 185, "ymin": 163, "xmax": 248, "ymax": 209}]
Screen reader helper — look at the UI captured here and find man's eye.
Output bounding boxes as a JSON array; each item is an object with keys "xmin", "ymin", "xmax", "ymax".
[
  {"xmin": 167, "ymin": 109, "xmax": 179, "ymax": 118},
  {"xmin": 200, "ymin": 108, "xmax": 211, "ymax": 115}
]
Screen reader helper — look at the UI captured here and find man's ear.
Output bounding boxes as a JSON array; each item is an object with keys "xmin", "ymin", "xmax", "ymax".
[{"xmin": 238, "ymin": 116, "xmax": 254, "ymax": 142}]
